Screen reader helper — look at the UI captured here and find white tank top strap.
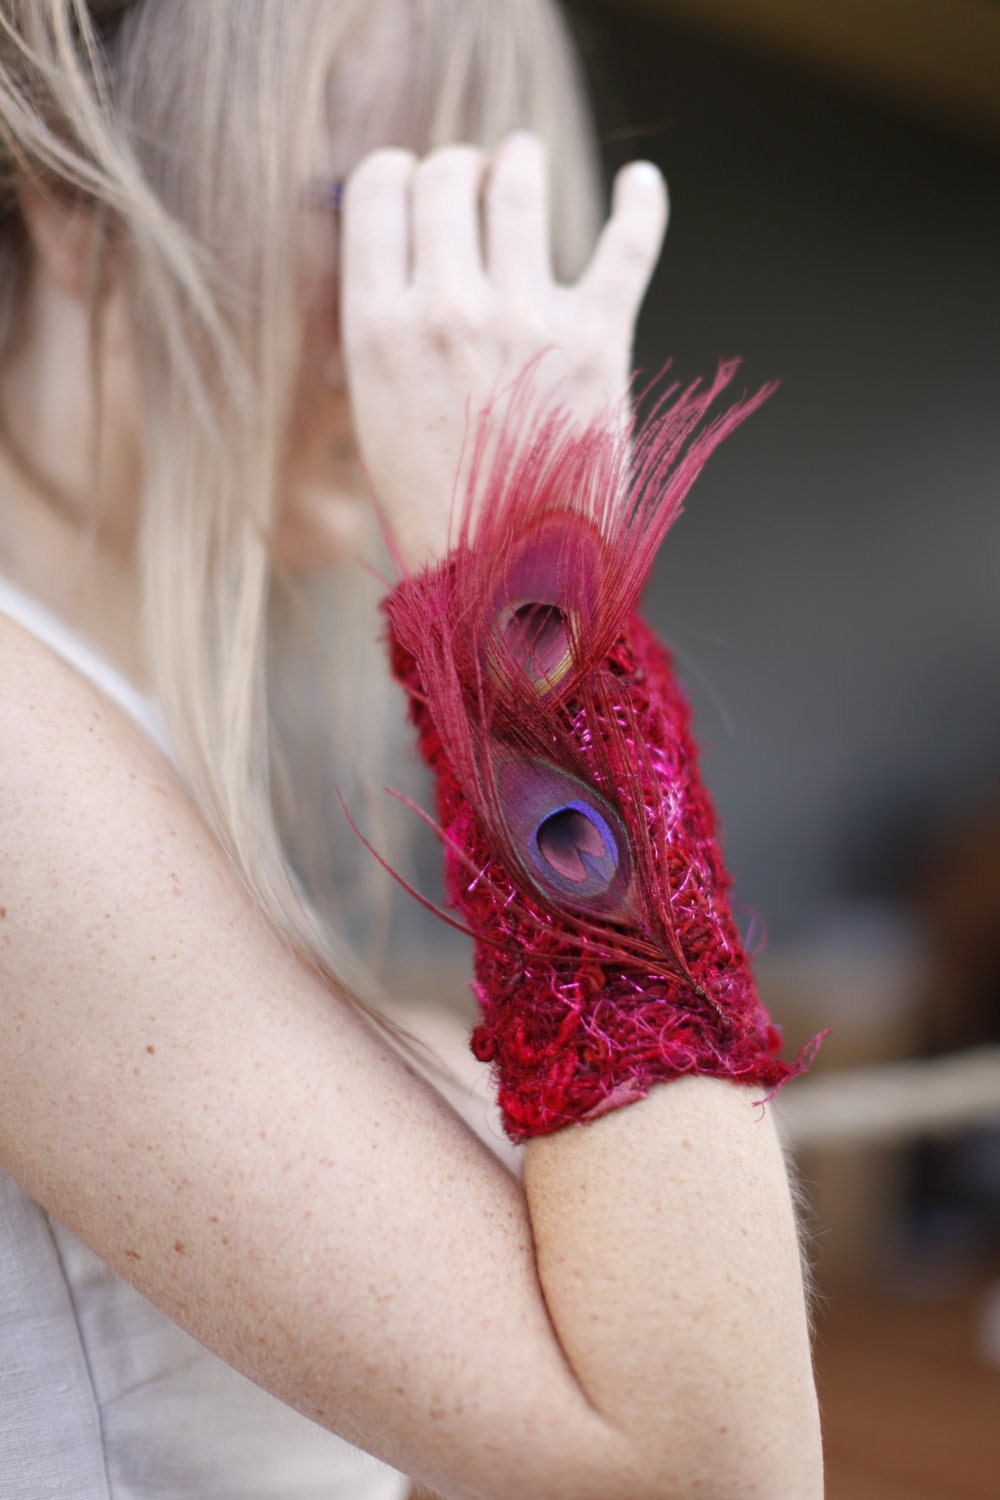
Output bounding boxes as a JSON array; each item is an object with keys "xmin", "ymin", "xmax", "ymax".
[{"xmin": 0, "ymin": 573, "xmax": 172, "ymax": 760}]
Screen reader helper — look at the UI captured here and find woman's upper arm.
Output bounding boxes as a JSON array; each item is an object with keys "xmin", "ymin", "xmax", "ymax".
[{"xmin": 0, "ymin": 616, "xmax": 628, "ymax": 1497}]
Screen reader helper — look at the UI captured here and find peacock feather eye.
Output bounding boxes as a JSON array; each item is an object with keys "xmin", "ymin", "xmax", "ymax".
[
  {"xmin": 531, "ymin": 800, "xmax": 619, "ymax": 885},
  {"xmin": 495, "ymin": 757, "xmax": 632, "ymax": 919},
  {"xmin": 482, "ymin": 513, "xmax": 603, "ymax": 696},
  {"xmin": 495, "ymin": 600, "xmax": 573, "ymax": 688}
]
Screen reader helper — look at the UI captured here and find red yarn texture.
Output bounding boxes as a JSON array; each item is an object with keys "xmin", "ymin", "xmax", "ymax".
[{"xmin": 388, "ymin": 604, "xmax": 803, "ymax": 1141}]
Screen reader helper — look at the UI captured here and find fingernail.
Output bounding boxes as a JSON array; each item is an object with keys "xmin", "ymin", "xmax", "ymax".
[
  {"xmin": 502, "ymin": 129, "xmax": 541, "ymax": 150},
  {"xmin": 625, "ymin": 161, "xmax": 663, "ymax": 188}
]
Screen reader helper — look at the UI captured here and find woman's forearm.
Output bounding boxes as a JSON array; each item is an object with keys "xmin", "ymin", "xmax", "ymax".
[{"xmin": 527, "ymin": 1077, "xmax": 822, "ymax": 1497}]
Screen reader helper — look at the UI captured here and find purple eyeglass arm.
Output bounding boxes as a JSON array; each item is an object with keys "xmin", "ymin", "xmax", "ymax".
[{"xmin": 307, "ymin": 178, "xmax": 345, "ymax": 213}]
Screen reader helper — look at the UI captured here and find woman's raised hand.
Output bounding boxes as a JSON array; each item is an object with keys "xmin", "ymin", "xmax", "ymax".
[{"xmin": 341, "ymin": 133, "xmax": 668, "ymax": 569}]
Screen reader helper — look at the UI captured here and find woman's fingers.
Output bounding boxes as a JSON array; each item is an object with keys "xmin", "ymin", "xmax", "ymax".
[
  {"xmin": 485, "ymin": 132, "xmax": 553, "ymax": 297},
  {"xmin": 346, "ymin": 143, "xmax": 664, "ymax": 344},
  {"xmin": 577, "ymin": 161, "xmax": 669, "ymax": 327},
  {"xmin": 411, "ymin": 145, "xmax": 488, "ymax": 292},
  {"xmin": 341, "ymin": 143, "xmax": 668, "ymax": 567},
  {"xmin": 342, "ymin": 148, "xmax": 415, "ymax": 309}
]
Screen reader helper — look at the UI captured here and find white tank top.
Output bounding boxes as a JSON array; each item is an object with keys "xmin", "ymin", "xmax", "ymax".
[{"xmin": 0, "ymin": 577, "xmax": 406, "ymax": 1499}]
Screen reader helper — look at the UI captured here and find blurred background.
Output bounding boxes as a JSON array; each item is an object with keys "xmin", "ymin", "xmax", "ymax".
[
  {"xmin": 570, "ymin": 1, "xmax": 1000, "ymax": 1494},
  {"xmin": 372, "ymin": 3, "xmax": 1000, "ymax": 1494}
]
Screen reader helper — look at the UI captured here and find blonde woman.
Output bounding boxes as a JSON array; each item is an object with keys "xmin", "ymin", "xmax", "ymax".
[{"xmin": 0, "ymin": 2, "xmax": 822, "ymax": 1497}]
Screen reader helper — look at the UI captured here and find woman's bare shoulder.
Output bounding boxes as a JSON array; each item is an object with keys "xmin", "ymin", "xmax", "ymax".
[
  {"xmin": 0, "ymin": 605, "xmax": 162, "ymax": 780},
  {"xmin": 0, "ymin": 608, "xmax": 216, "ymax": 934}
]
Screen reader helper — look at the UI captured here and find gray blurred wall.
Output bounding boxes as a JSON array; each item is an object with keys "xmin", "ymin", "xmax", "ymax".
[{"xmin": 570, "ymin": 2, "xmax": 1000, "ymax": 939}]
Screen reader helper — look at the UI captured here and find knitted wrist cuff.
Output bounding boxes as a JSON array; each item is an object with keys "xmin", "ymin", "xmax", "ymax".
[
  {"xmin": 388, "ymin": 589, "xmax": 799, "ymax": 1141},
  {"xmin": 382, "ymin": 367, "xmax": 815, "ymax": 1141}
]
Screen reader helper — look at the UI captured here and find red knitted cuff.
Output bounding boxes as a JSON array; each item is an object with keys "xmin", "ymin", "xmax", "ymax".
[{"xmin": 382, "ymin": 368, "xmax": 814, "ymax": 1140}]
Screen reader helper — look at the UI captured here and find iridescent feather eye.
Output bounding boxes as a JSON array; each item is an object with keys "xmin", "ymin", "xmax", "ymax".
[
  {"xmin": 531, "ymin": 800, "xmax": 619, "ymax": 887},
  {"xmin": 495, "ymin": 601, "xmax": 571, "ymax": 686},
  {"xmin": 494, "ymin": 758, "xmax": 632, "ymax": 919},
  {"xmin": 484, "ymin": 516, "xmax": 602, "ymax": 693}
]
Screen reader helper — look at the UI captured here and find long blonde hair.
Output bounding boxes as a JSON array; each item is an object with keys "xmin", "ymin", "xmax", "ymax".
[{"xmin": 0, "ymin": 0, "xmax": 602, "ymax": 1007}]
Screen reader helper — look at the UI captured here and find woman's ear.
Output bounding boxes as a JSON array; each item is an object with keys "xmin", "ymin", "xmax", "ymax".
[{"xmin": 17, "ymin": 182, "xmax": 99, "ymax": 299}]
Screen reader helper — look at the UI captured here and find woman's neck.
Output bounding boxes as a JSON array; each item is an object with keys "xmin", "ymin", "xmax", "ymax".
[
  {"xmin": 0, "ymin": 439, "xmax": 146, "ymax": 687},
  {"xmin": 0, "ymin": 259, "xmax": 147, "ymax": 688}
]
